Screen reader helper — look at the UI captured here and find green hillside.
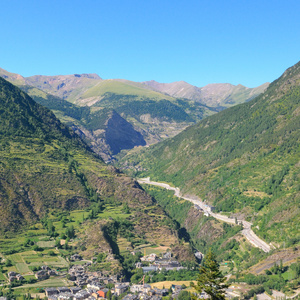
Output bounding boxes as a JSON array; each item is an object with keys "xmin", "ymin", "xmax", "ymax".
[
  {"xmin": 118, "ymin": 61, "xmax": 300, "ymax": 246},
  {"xmin": 0, "ymin": 77, "xmax": 191, "ymax": 261},
  {"xmin": 78, "ymin": 80, "xmax": 174, "ymax": 104}
]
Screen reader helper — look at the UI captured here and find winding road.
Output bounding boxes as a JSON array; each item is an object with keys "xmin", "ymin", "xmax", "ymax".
[{"xmin": 138, "ymin": 177, "xmax": 271, "ymax": 253}]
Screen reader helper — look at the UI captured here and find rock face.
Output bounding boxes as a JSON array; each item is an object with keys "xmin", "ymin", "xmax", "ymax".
[
  {"xmin": 25, "ymin": 73, "xmax": 103, "ymax": 101},
  {"xmin": 72, "ymin": 109, "xmax": 146, "ymax": 161},
  {"xmin": 105, "ymin": 110, "xmax": 146, "ymax": 155}
]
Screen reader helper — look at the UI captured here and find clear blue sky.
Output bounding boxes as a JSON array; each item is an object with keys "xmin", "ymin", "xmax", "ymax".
[{"xmin": 1, "ymin": 0, "xmax": 300, "ymax": 87}]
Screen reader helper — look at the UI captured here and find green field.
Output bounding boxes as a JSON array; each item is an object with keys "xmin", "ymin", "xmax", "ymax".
[
  {"xmin": 16, "ymin": 262, "xmax": 31, "ymax": 273},
  {"xmin": 0, "ymin": 272, "xmax": 6, "ymax": 281},
  {"xmin": 36, "ymin": 241, "xmax": 56, "ymax": 248}
]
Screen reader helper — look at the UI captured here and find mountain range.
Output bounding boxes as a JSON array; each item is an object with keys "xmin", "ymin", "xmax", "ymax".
[{"xmin": 0, "ymin": 67, "xmax": 268, "ymax": 160}]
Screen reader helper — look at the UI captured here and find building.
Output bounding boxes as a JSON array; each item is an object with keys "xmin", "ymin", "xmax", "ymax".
[
  {"xmin": 97, "ymin": 288, "xmax": 109, "ymax": 298},
  {"xmin": 115, "ymin": 283, "xmax": 128, "ymax": 296},
  {"xmin": 35, "ymin": 270, "xmax": 49, "ymax": 280},
  {"xmin": 45, "ymin": 288, "xmax": 59, "ymax": 297}
]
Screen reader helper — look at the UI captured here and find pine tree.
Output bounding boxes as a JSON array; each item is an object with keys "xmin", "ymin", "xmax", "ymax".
[{"xmin": 192, "ymin": 249, "xmax": 228, "ymax": 300}]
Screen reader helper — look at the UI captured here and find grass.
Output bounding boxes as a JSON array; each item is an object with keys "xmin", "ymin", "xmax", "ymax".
[
  {"xmin": 80, "ymin": 80, "xmax": 172, "ymax": 102},
  {"xmin": 0, "ymin": 272, "xmax": 6, "ymax": 281},
  {"xmin": 150, "ymin": 281, "xmax": 196, "ymax": 289},
  {"xmin": 13, "ymin": 277, "xmax": 71, "ymax": 289},
  {"xmin": 16, "ymin": 262, "xmax": 31, "ymax": 274},
  {"xmin": 36, "ymin": 241, "xmax": 55, "ymax": 248},
  {"xmin": 8, "ymin": 254, "xmax": 24, "ymax": 263}
]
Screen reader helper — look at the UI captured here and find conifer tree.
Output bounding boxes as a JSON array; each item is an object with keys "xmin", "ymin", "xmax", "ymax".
[{"xmin": 192, "ymin": 249, "xmax": 228, "ymax": 300}]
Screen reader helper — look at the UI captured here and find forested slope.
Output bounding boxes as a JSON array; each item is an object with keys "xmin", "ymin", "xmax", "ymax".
[
  {"xmin": 119, "ymin": 61, "xmax": 300, "ymax": 246},
  {"xmin": 0, "ymin": 77, "xmax": 191, "ymax": 261}
]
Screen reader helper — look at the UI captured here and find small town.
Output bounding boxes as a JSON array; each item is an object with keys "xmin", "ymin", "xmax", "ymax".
[{"xmin": 1, "ymin": 251, "xmax": 211, "ymax": 300}]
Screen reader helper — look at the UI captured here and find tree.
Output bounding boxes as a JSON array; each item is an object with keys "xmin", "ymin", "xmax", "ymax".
[
  {"xmin": 191, "ymin": 249, "xmax": 228, "ymax": 300},
  {"xmin": 178, "ymin": 290, "xmax": 192, "ymax": 300}
]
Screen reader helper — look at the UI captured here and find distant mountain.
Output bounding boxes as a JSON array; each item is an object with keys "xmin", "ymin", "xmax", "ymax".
[
  {"xmin": 71, "ymin": 108, "xmax": 146, "ymax": 161},
  {"xmin": 0, "ymin": 68, "xmax": 213, "ymax": 149},
  {"xmin": 0, "ymin": 67, "xmax": 267, "ymax": 156},
  {"xmin": 26, "ymin": 73, "xmax": 102, "ymax": 101},
  {"xmin": 118, "ymin": 61, "xmax": 300, "ymax": 247},
  {"xmin": 142, "ymin": 80, "xmax": 269, "ymax": 108}
]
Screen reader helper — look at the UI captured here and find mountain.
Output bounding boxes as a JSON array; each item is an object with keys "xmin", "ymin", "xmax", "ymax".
[
  {"xmin": 0, "ymin": 77, "xmax": 195, "ymax": 263},
  {"xmin": 71, "ymin": 108, "xmax": 146, "ymax": 161},
  {"xmin": 0, "ymin": 68, "xmax": 213, "ymax": 149},
  {"xmin": 142, "ymin": 80, "xmax": 269, "ymax": 109},
  {"xmin": 118, "ymin": 61, "xmax": 300, "ymax": 247},
  {"xmin": 0, "ymin": 68, "xmax": 267, "ymax": 157},
  {"xmin": 25, "ymin": 73, "xmax": 102, "ymax": 101}
]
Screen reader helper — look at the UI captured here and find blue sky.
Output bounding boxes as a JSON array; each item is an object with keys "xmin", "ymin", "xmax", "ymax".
[{"xmin": 1, "ymin": 0, "xmax": 300, "ymax": 87}]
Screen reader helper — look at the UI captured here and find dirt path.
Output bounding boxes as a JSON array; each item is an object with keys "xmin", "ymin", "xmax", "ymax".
[{"xmin": 138, "ymin": 177, "xmax": 271, "ymax": 253}]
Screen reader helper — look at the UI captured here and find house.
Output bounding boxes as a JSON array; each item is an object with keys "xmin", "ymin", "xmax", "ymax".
[
  {"xmin": 153, "ymin": 288, "xmax": 168, "ymax": 296},
  {"xmin": 141, "ymin": 266, "xmax": 158, "ymax": 273},
  {"xmin": 140, "ymin": 253, "xmax": 157, "ymax": 262},
  {"xmin": 48, "ymin": 269, "xmax": 58, "ymax": 276},
  {"xmin": 122, "ymin": 294, "xmax": 138, "ymax": 300},
  {"xmin": 48, "ymin": 295, "xmax": 59, "ymax": 300},
  {"xmin": 70, "ymin": 287, "xmax": 82, "ymax": 294},
  {"xmin": 103, "ymin": 278, "xmax": 114, "ymax": 284},
  {"xmin": 8, "ymin": 271, "xmax": 17, "ymax": 277},
  {"xmin": 57, "ymin": 287, "xmax": 71, "ymax": 294},
  {"xmin": 16, "ymin": 274, "xmax": 24, "ymax": 281},
  {"xmin": 58, "ymin": 292, "xmax": 74, "ymax": 300},
  {"xmin": 45, "ymin": 288, "xmax": 59, "ymax": 297},
  {"xmin": 162, "ymin": 252, "xmax": 172, "ymax": 259},
  {"xmin": 130, "ymin": 284, "xmax": 151, "ymax": 294},
  {"xmin": 74, "ymin": 290, "xmax": 89, "ymax": 300},
  {"xmin": 97, "ymin": 288, "xmax": 109, "ymax": 298},
  {"xmin": 87, "ymin": 282, "xmax": 104, "ymax": 291},
  {"xmin": 35, "ymin": 270, "xmax": 49, "ymax": 280},
  {"xmin": 8, "ymin": 276, "xmax": 16, "ymax": 282},
  {"xmin": 70, "ymin": 254, "xmax": 83, "ymax": 261},
  {"xmin": 74, "ymin": 295, "xmax": 85, "ymax": 300},
  {"xmin": 194, "ymin": 252, "xmax": 203, "ymax": 261},
  {"xmin": 91, "ymin": 293, "xmax": 99, "ymax": 299},
  {"xmin": 149, "ymin": 296, "xmax": 161, "ymax": 300},
  {"xmin": 115, "ymin": 283, "xmax": 128, "ymax": 296}
]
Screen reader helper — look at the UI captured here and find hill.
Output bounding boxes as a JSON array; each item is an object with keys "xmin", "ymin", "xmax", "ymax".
[
  {"xmin": 0, "ymin": 77, "xmax": 147, "ymax": 160},
  {"xmin": 118, "ymin": 61, "xmax": 300, "ymax": 247},
  {"xmin": 1, "ymin": 68, "xmax": 214, "ymax": 149},
  {"xmin": 0, "ymin": 77, "xmax": 194, "ymax": 266}
]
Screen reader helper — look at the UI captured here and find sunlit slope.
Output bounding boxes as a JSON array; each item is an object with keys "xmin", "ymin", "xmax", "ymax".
[
  {"xmin": 119, "ymin": 61, "xmax": 300, "ymax": 245},
  {"xmin": 0, "ymin": 76, "xmax": 180, "ymax": 254}
]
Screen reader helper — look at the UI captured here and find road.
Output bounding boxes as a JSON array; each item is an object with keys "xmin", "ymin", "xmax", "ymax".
[{"xmin": 138, "ymin": 177, "xmax": 271, "ymax": 253}]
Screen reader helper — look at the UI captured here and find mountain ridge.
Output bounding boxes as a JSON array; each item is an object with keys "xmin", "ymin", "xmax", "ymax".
[{"xmin": 117, "ymin": 61, "xmax": 300, "ymax": 247}]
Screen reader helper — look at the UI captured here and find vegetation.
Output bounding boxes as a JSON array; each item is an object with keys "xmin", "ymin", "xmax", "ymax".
[
  {"xmin": 119, "ymin": 61, "xmax": 300, "ymax": 246},
  {"xmin": 0, "ymin": 77, "xmax": 193, "ymax": 273},
  {"xmin": 192, "ymin": 249, "xmax": 228, "ymax": 300}
]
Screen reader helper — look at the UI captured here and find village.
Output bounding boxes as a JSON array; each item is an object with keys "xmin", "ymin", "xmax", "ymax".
[
  {"xmin": 1, "ymin": 250, "xmax": 209, "ymax": 300},
  {"xmin": 42, "ymin": 251, "xmax": 201, "ymax": 300}
]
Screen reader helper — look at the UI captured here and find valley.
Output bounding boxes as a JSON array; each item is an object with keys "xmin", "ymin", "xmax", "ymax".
[
  {"xmin": 0, "ymin": 67, "xmax": 266, "ymax": 161},
  {"xmin": 0, "ymin": 60, "xmax": 299, "ymax": 300},
  {"xmin": 137, "ymin": 177, "xmax": 271, "ymax": 253}
]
